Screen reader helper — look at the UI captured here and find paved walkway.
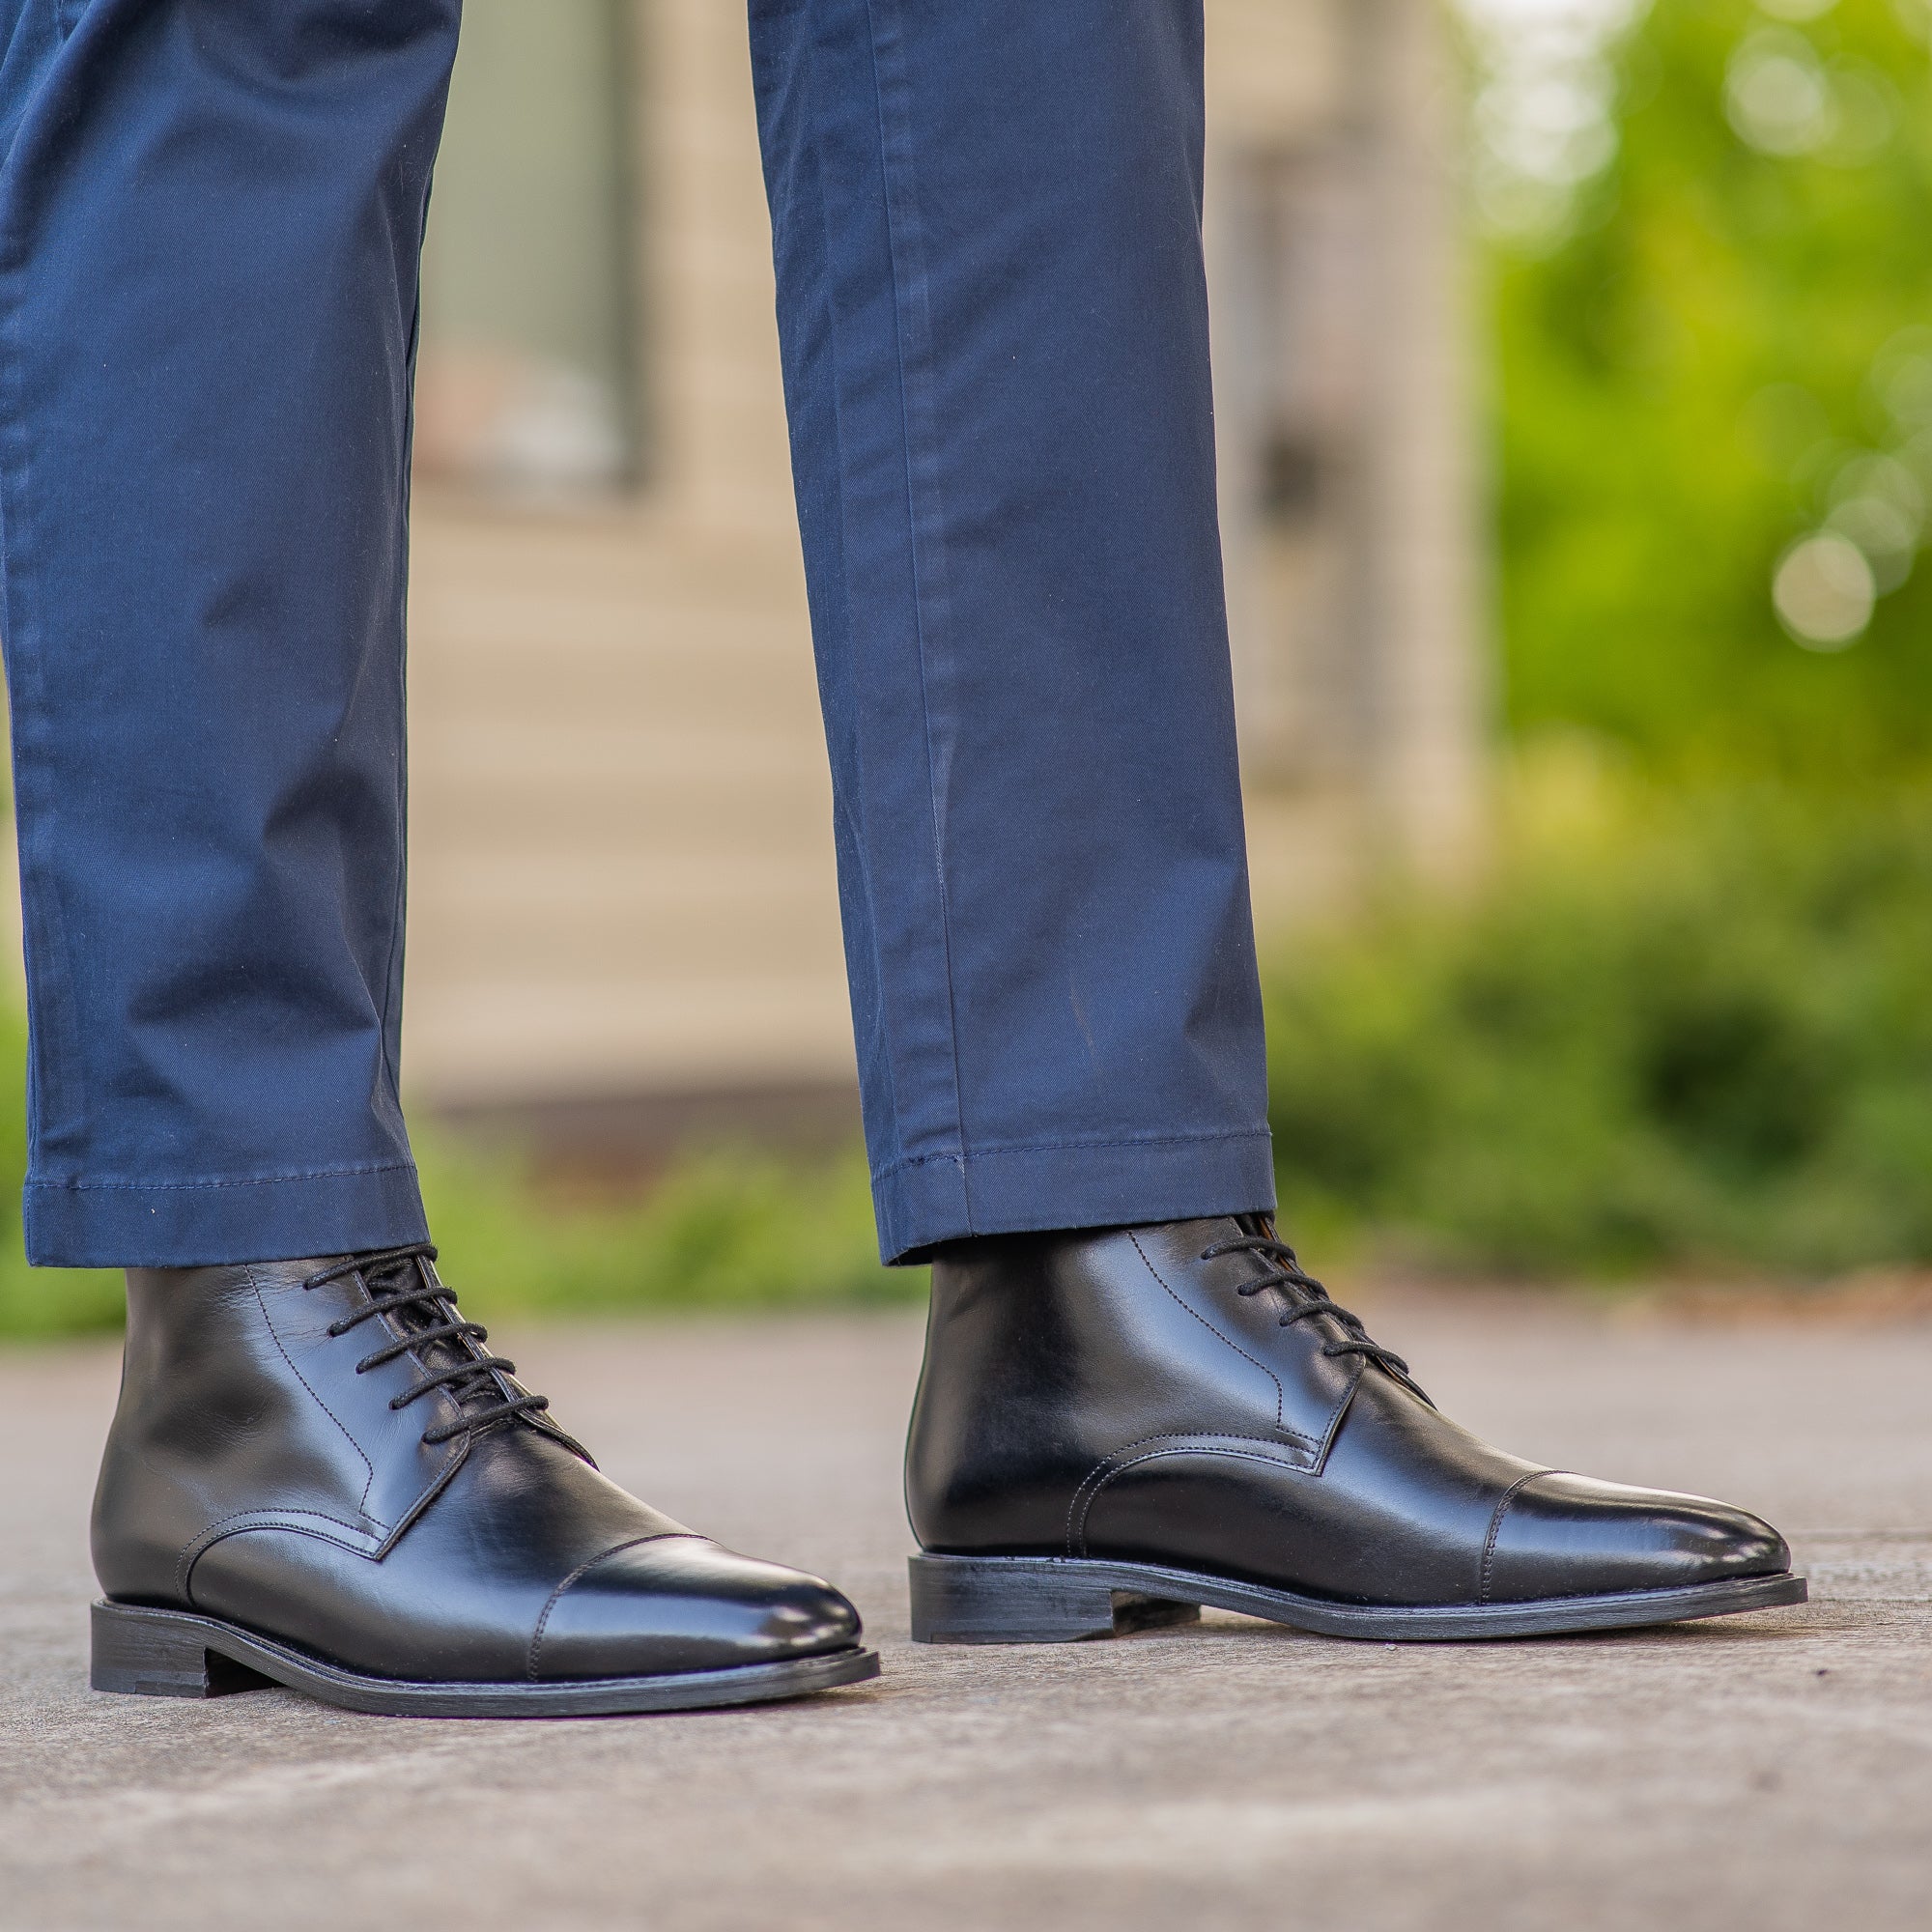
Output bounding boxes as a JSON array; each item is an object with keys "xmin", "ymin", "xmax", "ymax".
[{"xmin": 3, "ymin": 1292, "xmax": 1930, "ymax": 1931}]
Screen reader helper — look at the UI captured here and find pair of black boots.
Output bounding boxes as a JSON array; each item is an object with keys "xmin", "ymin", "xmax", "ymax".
[{"xmin": 89, "ymin": 1218, "xmax": 1803, "ymax": 1717}]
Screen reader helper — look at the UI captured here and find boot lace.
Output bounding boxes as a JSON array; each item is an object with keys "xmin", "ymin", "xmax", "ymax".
[
  {"xmin": 1198, "ymin": 1229, "xmax": 1429, "ymax": 1401},
  {"xmin": 302, "ymin": 1242, "xmax": 551, "ymax": 1446}
]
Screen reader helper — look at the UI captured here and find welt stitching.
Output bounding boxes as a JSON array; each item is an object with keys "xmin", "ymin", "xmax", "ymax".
[
  {"xmin": 1480, "ymin": 1469, "xmax": 1558, "ymax": 1604},
  {"xmin": 1063, "ymin": 1427, "xmax": 1321, "ymax": 1555},
  {"xmin": 1130, "ymin": 1231, "xmax": 1284, "ymax": 1430},
  {"xmin": 1074, "ymin": 1447, "xmax": 1325, "ymax": 1555},
  {"xmin": 870, "ymin": 1127, "xmax": 1270, "ymax": 1184},
  {"xmin": 527, "ymin": 1534, "xmax": 689, "ymax": 1682},
  {"xmin": 244, "ymin": 1263, "xmax": 378, "ymax": 1518}
]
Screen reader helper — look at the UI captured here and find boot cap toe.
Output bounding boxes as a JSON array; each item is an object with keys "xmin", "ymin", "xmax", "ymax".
[
  {"xmin": 531, "ymin": 1534, "xmax": 865, "ymax": 1681},
  {"xmin": 1486, "ymin": 1471, "xmax": 1791, "ymax": 1604}
]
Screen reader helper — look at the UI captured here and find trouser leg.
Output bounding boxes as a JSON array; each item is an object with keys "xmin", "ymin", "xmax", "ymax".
[
  {"xmin": 0, "ymin": 0, "xmax": 458, "ymax": 1265},
  {"xmin": 749, "ymin": 0, "xmax": 1273, "ymax": 1262}
]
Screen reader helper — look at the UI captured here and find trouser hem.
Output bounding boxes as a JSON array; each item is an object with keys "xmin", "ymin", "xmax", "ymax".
[
  {"xmin": 872, "ymin": 1129, "xmax": 1276, "ymax": 1265},
  {"xmin": 22, "ymin": 1162, "xmax": 431, "ymax": 1268}
]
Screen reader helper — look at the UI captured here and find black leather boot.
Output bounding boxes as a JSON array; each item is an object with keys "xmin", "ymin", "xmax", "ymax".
[
  {"xmin": 905, "ymin": 1218, "xmax": 1804, "ymax": 1643},
  {"xmin": 90, "ymin": 1244, "xmax": 877, "ymax": 1715}
]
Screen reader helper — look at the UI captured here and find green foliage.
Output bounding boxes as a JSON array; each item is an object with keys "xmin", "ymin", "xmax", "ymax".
[
  {"xmin": 1268, "ymin": 763, "xmax": 1932, "ymax": 1277},
  {"xmin": 411, "ymin": 1139, "xmax": 914, "ymax": 1325},
  {"xmin": 1492, "ymin": 0, "xmax": 1932, "ymax": 773}
]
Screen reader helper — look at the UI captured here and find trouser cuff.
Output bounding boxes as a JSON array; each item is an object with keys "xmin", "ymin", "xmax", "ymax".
[
  {"xmin": 871, "ymin": 1129, "xmax": 1276, "ymax": 1265},
  {"xmin": 22, "ymin": 1163, "xmax": 430, "ymax": 1269}
]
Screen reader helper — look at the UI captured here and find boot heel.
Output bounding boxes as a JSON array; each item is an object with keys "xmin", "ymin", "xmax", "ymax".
[
  {"xmin": 908, "ymin": 1554, "xmax": 1200, "ymax": 1645},
  {"xmin": 90, "ymin": 1602, "xmax": 270, "ymax": 1699}
]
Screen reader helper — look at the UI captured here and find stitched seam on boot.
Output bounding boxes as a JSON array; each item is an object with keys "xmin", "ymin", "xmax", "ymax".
[
  {"xmin": 178, "ymin": 1513, "xmax": 380, "ymax": 1605},
  {"xmin": 1074, "ymin": 1445, "xmax": 1329, "ymax": 1561},
  {"xmin": 243, "ymin": 1264, "xmax": 379, "ymax": 1519},
  {"xmin": 526, "ymin": 1533, "xmax": 696, "ymax": 1682},
  {"xmin": 1065, "ymin": 1429, "xmax": 1321, "ymax": 1554},
  {"xmin": 1480, "ymin": 1470, "xmax": 1559, "ymax": 1605},
  {"xmin": 1073, "ymin": 1446, "xmax": 1329, "ymax": 1558},
  {"xmin": 1129, "ymin": 1232, "xmax": 1285, "ymax": 1430}
]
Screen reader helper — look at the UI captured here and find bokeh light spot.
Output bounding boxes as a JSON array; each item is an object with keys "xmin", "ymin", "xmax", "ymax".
[
  {"xmin": 1773, "ymin": 533, "xmax": 1876, "ymax": 648},
  {"xmin": 1726, "ymin": 31, "xmax": 1836, "ymax": 155}
]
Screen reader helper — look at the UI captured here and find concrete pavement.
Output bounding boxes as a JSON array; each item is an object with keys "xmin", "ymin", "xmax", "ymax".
[{"xmin": 2, "ymin": 1290, "xmax": 1929, "ymax": 1931}]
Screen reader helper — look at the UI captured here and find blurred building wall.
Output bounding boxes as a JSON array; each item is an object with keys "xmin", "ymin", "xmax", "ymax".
[{"xmin": 404, "ymin": 0, "xmax": 1486, "ymax": 1124}]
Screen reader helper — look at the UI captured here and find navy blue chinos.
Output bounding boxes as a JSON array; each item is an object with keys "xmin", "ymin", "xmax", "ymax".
[{"xmin": 0, "ymin": 0, "xmax": 1273, "ymax": 1270}]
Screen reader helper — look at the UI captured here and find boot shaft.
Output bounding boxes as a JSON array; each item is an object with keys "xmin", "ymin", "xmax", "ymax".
[
  {"xmin": 94, "ymin": 1258, "xmax": 470, "ymax": 1602},
  {"xmin": 905, "ymin": 1218, "xmax": 1365, "ymax": 1553}
]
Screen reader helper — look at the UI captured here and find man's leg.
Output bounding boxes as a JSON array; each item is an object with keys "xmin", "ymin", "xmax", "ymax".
[
  {"xmin": 0, "ymin": 0, "xmax": 440, "ymax": 1267},
  {"xmin": 750, "ymin": 0, "xmax": 1803, "ymax": 1643},
  {"xmin": 0, "ymin": 0, "xmax": 872, "ymax": 1716},
  {"xmin": 749, "ymin": 0, "xmax": 1273, "ymax": 1264}
]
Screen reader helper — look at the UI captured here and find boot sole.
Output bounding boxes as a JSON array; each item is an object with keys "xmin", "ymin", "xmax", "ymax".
[
  {"xmin": 908, "ymin": 1552, "xmax": 1807, "ymax": 1644},
  {"xmin": 91, "ymin": 1600, "xmax": 880, "ymax": 1717}
]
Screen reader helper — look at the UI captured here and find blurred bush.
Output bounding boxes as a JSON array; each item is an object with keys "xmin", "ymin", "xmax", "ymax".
[
  {"xmin": 1270, "ymin": 757, "xmax": 1932, "ymax": 1278},
  {"xmin": 1476, "ymin": 0, "xmax": 1932, "ymax": 776},
  {"xmin": 411, "ymin": 1140, "xmax": 910, "ymax": 1326}
]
